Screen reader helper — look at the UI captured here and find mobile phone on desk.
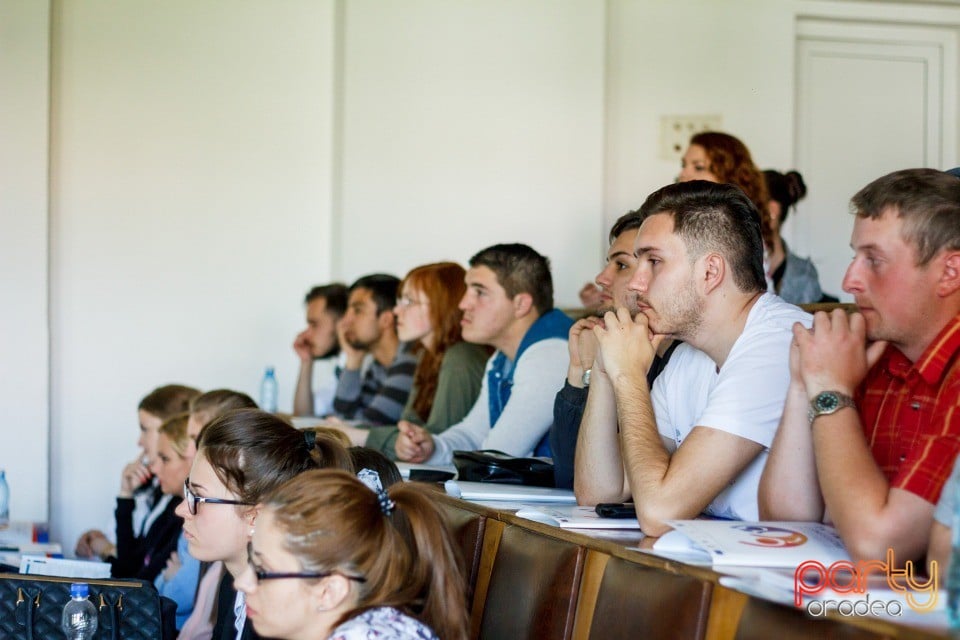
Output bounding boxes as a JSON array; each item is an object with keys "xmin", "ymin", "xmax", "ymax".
[{"xmin": 595, "ymin": 503, "xmax": 637, "ymax": 519}]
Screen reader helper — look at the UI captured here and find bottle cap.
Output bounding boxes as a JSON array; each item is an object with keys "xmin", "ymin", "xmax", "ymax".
[
  {"xmin": 70, "ymin": 583, "xmax": 90, "ymax": 598},
  {"xmin": 265, "ymin": 366, "xmax": 275, "ymax": 375}
]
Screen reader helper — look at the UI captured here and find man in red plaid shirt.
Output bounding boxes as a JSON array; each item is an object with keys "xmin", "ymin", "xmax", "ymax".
[{"xmin": 760, "ymin": 168, "xmax": 960, "ymax": 563}]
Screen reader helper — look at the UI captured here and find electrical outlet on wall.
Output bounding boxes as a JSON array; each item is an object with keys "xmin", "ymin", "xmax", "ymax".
[{"xmin": 659, "ymin": 114, "xmax": 723, "ymax": 162}]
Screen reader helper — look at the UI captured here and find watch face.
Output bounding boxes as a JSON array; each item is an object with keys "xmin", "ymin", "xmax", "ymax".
[{"xmin": 815, "ymin": 392, "xmax": 840, "ymax": 413}]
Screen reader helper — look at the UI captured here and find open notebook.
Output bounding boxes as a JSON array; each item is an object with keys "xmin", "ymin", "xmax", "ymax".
[{"xmin": 647, "ymin": 520, "xmax": 850, "ymax": 567}]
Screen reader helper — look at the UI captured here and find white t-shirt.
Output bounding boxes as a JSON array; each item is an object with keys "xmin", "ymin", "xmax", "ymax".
[{"xmin": 651, "ymin": 293, "xmax": 811, "ymax": 521}]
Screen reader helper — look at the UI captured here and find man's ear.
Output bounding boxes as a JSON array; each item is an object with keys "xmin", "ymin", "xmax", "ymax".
[
  {"xmin": 702, "ymin": 253, "xmax": 725, "ymax": 295},
  {"xmin": 378, "ymin": 309, "xmax": 397, "ymax": 331},
  {"xmin": 936, "ymin": 251, "xmax": 960, "ymax": 298},
  {"xmin": 512, "ymin": 292, "xmax": 534, "ymax": 318},
  {"xmin": 313, "ymin": 574, "xmax": 352, "ymax": 612}
]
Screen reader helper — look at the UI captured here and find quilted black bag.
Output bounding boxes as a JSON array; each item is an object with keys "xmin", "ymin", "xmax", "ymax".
[
  {"xmin": 452, "ymin": 449, "xmax": 555, "ymax": 487},
  {"xmin": 0, "ymin": 572, "xmax": 175, "ymax": 640}
]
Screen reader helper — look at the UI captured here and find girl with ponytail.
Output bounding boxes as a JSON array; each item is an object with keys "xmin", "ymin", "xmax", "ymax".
[
  {"xmin": 176, "ymin": 409, "xmax": 352, "ymax": 640},
  {"xmin": 236, "ymin": 469, "xmax": 468, "ymax": 640}
]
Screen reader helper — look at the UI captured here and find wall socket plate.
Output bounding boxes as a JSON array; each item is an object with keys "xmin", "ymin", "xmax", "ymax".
[{"xmin": 659, "ymin": 114, "xmax": 723, "ymax": 161}]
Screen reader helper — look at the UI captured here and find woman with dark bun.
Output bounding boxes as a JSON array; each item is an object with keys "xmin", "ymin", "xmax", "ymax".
[
  {"xmin": 236, "ymin": 469, "xmax": 468, "ymax": 640},
  {"xmin": 763, "ymin": 169, "xmax": 825, "ymax": 303},
  {"xmin": 679, "ymin": 131, "xmax": 773, "ymax": 250},
  {"xmin": 176, "ymin": 409, "xmax": 352, "ymax": 640}
]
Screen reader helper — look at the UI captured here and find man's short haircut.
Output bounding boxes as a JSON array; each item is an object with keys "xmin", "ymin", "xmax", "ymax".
[
  {"xmin": 609, "ymin": 209, "xmax": 644, "ymax": 244},
  {"xmin": 469, "ymin": 243, "xmax": 554, "ymax": 315},
  {"xmin": 304, "ymin": 283, "xmax": 349, "ymax": 317},
  {"xmin": 348, "ymin": 274, "xmax": 401, "ymax": 315},
  {"xmin": 639, "ymin": 180, "xmax": 767, "ymax": 294},
  {"xmin": 138, "ymin": 384, "xmax": 201, "ymax": 420},
  {"xmin": 850, "ymin": 168, "xmax": 960, "ymax": 266}
]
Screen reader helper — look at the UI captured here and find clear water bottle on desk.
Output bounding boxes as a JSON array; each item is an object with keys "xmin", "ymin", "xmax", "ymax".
[
  {"xmin": 61, "ymin": 583, "xmax": 98, "ymax": 639},
  {"xmin": 260, "ymin": 366, "xmax": 278, "ymax": 413},
  {"xmin": 0, "ymin": 469, "xmax": 9, "ymax": 526},
  {"xmin": 948, "ymin": 480, "xmax": 960, "ymax": 629}
]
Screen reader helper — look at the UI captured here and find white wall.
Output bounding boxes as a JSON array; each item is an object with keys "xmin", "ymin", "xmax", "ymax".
[
  {"xmin": 49, "ymin": 0, "xmax": 337, "ymax": 548},
  {"xmin": 337, "ymin": 0, "xmax": 606, "ymax": 306},
  {"xmin": 605, "ymin": 0, "xmax": 796, "ymax": 228},
  {"xmin": 0, "ymin": 0, "xmax": 50, "ymax": 524}
]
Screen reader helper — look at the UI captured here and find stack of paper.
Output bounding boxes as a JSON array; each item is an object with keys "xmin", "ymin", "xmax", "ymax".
[
  {"xmin": 19, "ymin": 555, "xmax": 111, "ymax": 579},
  {"xmin": 514, "ymin": 505, "xmax": 642, "ymax": 529},
  {"xmin": 443, "ymin": 480, "xmax": 576, "ymax": 503}
]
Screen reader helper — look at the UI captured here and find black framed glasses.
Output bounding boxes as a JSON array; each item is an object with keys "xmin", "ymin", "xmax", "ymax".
[
  {"xmin": 183, "ymin": 480, "xmax": 254, "ymax": 516},
  {"xmin": 246, "ymin": 542, "xmax": 366, "ymax": 584}
]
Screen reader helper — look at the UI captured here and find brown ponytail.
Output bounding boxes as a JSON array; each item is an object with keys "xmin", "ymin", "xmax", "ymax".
[{"xmin": 266, "ymin": 470, "xmax": 469, "ymax": 640}]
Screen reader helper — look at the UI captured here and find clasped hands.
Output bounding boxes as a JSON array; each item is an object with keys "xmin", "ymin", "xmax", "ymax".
[
  {"xmin": 396, "ymin": 420, "xmax": 434, "ymax": 463},
  {"xmin": 584, "ymin": 308, "xmax": 662, "ymax": 384},
  {"xmin": 790, "ymin": 309, "xmax": 888, "ymax": 399}
]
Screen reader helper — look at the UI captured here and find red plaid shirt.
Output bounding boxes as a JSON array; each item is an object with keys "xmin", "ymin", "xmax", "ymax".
[{"xmin": 856, "ymin": 313, "xmax": 960, "ymax": 503}]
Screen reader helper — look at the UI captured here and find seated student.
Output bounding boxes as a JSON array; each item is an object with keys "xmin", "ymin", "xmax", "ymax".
[
  {"xmin": 293, "ymin": 283, "xmax": 349, "ymax": 417},
  {"xmin": 551, "ymin": 210, "xmax": 679, "ymax": 489},
  {"xmin": 395, "ymin": 244, "xmax": 571, "ymax": 464},
  {"xmin": 171, "ymin": 389, "xmax": 258, "ymax": 639},
  {"xmin": 575, "ymin": 181, "xmax": 810, "ymax": 535},
  {"xmin": 331, "ymin": 263, "xmax": 489, "ymax": 458},
  {"xmin": 235, "ymin": 469, "xmax": 468, "ymax": 640},
  {"xmin": 178, "ymin": 409, "xmax": 352, "ymax": 640},
  {"xmin": 760, "ymin": 168, "xmax": 960, "ymax": 563},
  {"xmin": 151, "ymin": 414, "xmax": 200, "ymax": 629},
  {"xmin": 763, "ymin": 169, "xmax": 825, "ymax": 304},
  {"xmin": 331, "ymin": 274, "xmax": 417, "ymax": 425},
  {"xmin": 109, "ymin": 413, "xmax": 189, "ymax": 582},
  {"xmin": 184, "ymin": 389, "xmax": 258, "ymax": 458},
  {"xmin": 75, "ymin": 384, "xmax": 199, "ymax": 564}
]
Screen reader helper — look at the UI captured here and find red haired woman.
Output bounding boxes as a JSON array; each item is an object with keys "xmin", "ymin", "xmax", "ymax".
[{"xmin": 334, "ymin": 262, "xmax": 489, "ymax": 457}]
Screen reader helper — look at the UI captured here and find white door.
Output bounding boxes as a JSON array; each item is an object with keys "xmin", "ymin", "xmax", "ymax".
[{"xmin": 792, "ymin": 19, "xmax": 957, "ymax": 299}]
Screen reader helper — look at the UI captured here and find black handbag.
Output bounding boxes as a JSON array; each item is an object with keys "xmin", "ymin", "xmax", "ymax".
[
  {"xmin": 0, "ymin": 572, "xmax": 175, "ymax": 640},
  {"xmin": 452, "ymin": 449, "xmax": 555, "ymax": 487}
]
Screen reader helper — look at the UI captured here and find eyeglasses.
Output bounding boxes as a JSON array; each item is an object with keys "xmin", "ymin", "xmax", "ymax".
[
  {"xmin": 182, "ymin": 480, "xmax": 254, "ymax": 516},
  {"xmin": 246, "ymin": 542, "xmax": 366, "ymax": 583},
  {"xmin": 396, "ymin": 295, "xmax": 427, "ymax": 308}
]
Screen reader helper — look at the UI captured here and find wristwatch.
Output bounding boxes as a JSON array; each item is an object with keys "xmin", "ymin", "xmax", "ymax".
[
  {"xmin": 581, "ymin": 368, "xmax": 592, "ymax": 387},
  {"xmin": 808, "ymin": 391, "xmax": 856, "ymax": 424}
]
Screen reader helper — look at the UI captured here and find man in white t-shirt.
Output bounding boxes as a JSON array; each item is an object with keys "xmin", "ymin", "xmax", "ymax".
[{"xmin": 575, "ymin": 180, "xmax": 810, "ymax": 535}]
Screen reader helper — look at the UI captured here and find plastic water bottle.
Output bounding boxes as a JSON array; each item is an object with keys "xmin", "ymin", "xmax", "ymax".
[
  {"xmin": 947, "ymin": 479, "xmax": 960, "ymax": 628},
  {"xmin": 61, "ymin": 583, "xmax": 98, "ymax": 639},
  {"xmin": 0, "ymin": 469, "xmax": 9, "ymax": 526},
  {"xmin": 260, "ymin": 366, "xmax": 278, "ymax": 413}
]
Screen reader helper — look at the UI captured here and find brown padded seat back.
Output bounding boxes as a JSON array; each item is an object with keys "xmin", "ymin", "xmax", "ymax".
[
  {"xmin": 477, "ymin": 524, "xmax": 585, "ymax": 640},
  {"xmin": 438, "ymin": 501, "xmax": 486, "ymax": 607},
  {"xmin": 585, "ymin": 555, "xmax": 712, "ymax": 640},
  {"xmin": 734, "ymin": 598, "xmax": 892, "ymax": 640}
]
